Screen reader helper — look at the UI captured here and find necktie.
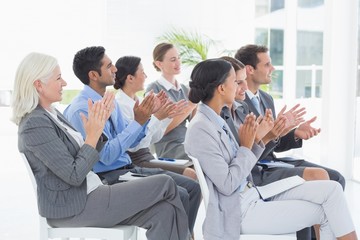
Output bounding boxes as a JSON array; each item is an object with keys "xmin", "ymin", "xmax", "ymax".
[{"xmin": 251, "ymin": 96, "xmax": 263, "ymax": 115}]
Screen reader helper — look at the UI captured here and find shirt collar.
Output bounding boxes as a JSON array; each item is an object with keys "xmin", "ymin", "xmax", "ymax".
[
  {"xmin": 157, "ymin": 75, "xmax": 180, "ymax": 91},
  {"xmin": 83, "ymin": 85, "xmax": 103, "ymax": 102},
  {"xmin": 116, "ymin": 89, "xmax": 137, "ymax": 107}
]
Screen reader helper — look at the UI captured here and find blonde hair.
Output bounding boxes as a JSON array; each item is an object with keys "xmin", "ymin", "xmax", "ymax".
[{"xmin": 11, "ymin": 52, "xmax": 58, "ymax": 125}]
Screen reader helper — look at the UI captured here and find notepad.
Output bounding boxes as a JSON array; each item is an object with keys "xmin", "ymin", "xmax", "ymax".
[
  {"xmin": 118, "ymin": 171, "xmax": 147, "ymax": 181},
  {"xmin": 256, "ymin": 175, "xmax": 305, "ymax": 200},
  {"xmin": 257, "ymin": 160, "xmax": 295, "ymax": 169},
  {"xmin": 150, "ymin": 159, "xmax": 190, "ymax": 165}
]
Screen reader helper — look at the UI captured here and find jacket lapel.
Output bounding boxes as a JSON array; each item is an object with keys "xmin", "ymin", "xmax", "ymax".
[{"xmin": 199, "ymin": 104, "xmax": 235, "ymax": 159}]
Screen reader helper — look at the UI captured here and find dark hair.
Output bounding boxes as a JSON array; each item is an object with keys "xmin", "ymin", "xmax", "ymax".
[
  {"xmin": 152, "ymin": 42, "xmax": 174, "ymax": 71},
  {"xmin": 234, "ymin": 44, "xmax": 268, "ymax": 69},
  {"xmin": 73, "ymin": 46, "xmax": 106, "ymax": 85},
  {"xmin": 114, "ymin": 56, "xmax": 141, "ymax": 90},
  {"xmin": 189, "ymin": 59, "xmax": 232, "ymax": 104},
  {"xmin": 220, "ymin": 56, "xmax": 245, "ymax": 71}
]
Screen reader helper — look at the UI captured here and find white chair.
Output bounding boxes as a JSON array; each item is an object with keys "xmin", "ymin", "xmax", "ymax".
[
  {"xmin": 20, "ymin": 153, "xmax": 138, "ymax": 240},
  {"xmin": 189, "ymin": 155, "xmax": 296, "ymax": 240}
]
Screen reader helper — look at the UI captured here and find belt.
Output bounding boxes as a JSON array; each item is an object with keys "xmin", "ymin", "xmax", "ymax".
[{"xmin": 118, "ymin": 163, "xmax": 135, "ymax": 170}]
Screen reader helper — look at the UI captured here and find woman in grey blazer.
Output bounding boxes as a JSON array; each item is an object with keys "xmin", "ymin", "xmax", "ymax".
[
  {"xmin": 184, "ymin": 59, "xmax": 357, "ymax": 240},
  {"xmin": 11, "ymin": 52, "xmax": 189, "ymax": 240}
]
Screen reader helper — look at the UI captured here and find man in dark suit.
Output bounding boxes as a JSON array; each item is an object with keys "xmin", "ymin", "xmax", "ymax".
[
  {"xmin": 233, "ymin": 44, "xmax": 345, "ymax": 189},
  {"xmin": 232, "ymin": 45, "xmax": 346, "ymax": 240}
]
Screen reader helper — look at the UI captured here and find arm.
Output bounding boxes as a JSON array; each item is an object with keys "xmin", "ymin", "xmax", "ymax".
[
  {"xmin": 186, "ymin": 119, "xmax": 260, "ymax": 196},
  {"xmin": 21, "ymin": 114, "xmax": 99, "ymax": 186},
  {"xmin": 65, "ymin": 99, "xmax": 147, "ymax": 166},
  {"xmin": 165, "ymin": 101, "xmax": 197, "ymax": 134}
]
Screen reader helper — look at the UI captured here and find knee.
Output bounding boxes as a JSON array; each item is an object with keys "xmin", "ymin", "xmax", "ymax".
[
  {"xmin": 303, "ymin": 167, "xmax": 330, "ymax": 181},
  {"xmin": 183, "ymin": 167, "xmax": 197, "ymax": 180},
  {"xmin": 328, "ymin": 170, "xmax": 346, "ymax": 190}
]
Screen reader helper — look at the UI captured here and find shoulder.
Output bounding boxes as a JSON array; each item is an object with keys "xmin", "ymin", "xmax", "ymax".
[
  {"xmin": 188, "ymin": 111, "xmax": 217, "ymax": 136},
  {"xmin": 259, "ymin": 89, "xmax": 273, "ymax": 102},
  {"xmin": 145, "ymin": 81, "xmax": 161, "ymax": 92},
  {"xmin": 179, "ymin": 83, "xmax": 190, "ymax": 94},
  {"xmin": 64, "ymin": 94, "xmax": 89, "ymax": 118},
  {"xmin": 20, "ymin": 108, "xmax": 52, "ymax": 130}
]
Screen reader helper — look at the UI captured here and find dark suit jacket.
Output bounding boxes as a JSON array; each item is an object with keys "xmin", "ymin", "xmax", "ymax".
[
  {"xmin": 18, "ymin": 105, "xmax": 106, "ymax": 219},
  {"xmin": 243, "ymin": 90, "xmax": 302, "ymax": 160}
]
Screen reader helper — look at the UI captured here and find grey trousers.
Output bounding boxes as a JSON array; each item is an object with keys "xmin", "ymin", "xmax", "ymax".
[
  {"xmin": 240, "ymin": 180, "xmax": 355, "ymax": 239},
  {"xmin": 47, "ymin": 174, "xmax": 190, "ymax": 240},
  {"xmin": 97, "ymin": 166, "xmax": 201, "ymax": 234}
]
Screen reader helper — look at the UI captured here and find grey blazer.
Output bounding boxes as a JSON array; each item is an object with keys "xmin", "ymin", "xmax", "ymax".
[
  {"xmin": 185, "ymin": 103, "xmax": 264, "ymax": 240},
  {"xmin": 18, "ymin": 105, "xmax": 106, "ymax": 219},
  {"xmin": 146, "ymin": 80, "xmax": 191, "ymax": 159}
]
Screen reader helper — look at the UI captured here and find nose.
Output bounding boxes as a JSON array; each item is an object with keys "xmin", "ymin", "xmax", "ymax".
[
  {"xmin": 112, "ymin": 65, "xmax": 117, "ymax": 72},
  {"xmin": 62, "ymin": 79, "xmax": 67, "ymax": 86}
]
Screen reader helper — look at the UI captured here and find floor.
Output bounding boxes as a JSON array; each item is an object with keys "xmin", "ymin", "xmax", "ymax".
[{"xmin": 1, "ymin": 106, "xmax": 359, "ymax": 239}]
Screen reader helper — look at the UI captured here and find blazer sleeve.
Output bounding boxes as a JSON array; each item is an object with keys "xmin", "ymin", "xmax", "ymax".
[
  {"xmin": 274, "ymin": 129, "xmax": 303, "ymax": 152},
  {"xmin": 185, "ymin": 119, "xmax": 259, "ymax": 196},
  {"xmin": 20, "ymin": 114, "xmax": 99, "ymax": 186}
]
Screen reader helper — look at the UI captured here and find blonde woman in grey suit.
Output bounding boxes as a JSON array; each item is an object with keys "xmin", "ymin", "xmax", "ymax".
[
  {"xmin": 184, "ymin": 59, "xmax": 357, "ymax": 240},
  {"xmin": 11, "ymin": 52, "xmax": 189, "ymax": 240}
]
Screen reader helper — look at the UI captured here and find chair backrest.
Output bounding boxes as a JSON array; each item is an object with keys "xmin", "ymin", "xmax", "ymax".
[
  {"xmin": 19, "ymin": 152, "xmax": 138, "ymax": 240},
  {"xmin": 189, "ymin": 155, "xmax": 296, "ymax": 240},
  {"xmin": 189, "ymin": 155, "xmax": 209, "ymax": 209}
]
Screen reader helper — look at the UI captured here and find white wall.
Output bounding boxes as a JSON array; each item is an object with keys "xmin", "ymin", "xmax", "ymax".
[{"xmin": 1, "ymin": 0, "xmax": 253, "ymax": 89}]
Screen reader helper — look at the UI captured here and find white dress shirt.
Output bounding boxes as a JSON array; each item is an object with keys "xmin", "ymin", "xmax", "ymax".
[{"xmin": 115, "ymin": 89, "xmax": 172, "ymax": 151}]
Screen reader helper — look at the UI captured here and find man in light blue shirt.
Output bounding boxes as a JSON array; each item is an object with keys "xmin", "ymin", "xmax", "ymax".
[
  {"xmin": 64, "ymin": 46, "xmax": 201, "ymax": 237},
  {"xmin": 65, "ymin": 84, "xmax": 148, "ymax": 173}
]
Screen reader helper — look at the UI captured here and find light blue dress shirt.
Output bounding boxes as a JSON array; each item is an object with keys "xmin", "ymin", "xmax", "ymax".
[{"xmin": 63, "ymin": 85, "xmax": 149, "ymax": 173}]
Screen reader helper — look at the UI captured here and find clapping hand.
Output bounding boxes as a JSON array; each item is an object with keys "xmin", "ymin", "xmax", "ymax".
[
  {"xmin": 238, "ymin": 113, "xmax": 258, "ymax": 149},
  {"xmin": 262, "ymin": 115, "xmax": 287, "ymax": 144},
  {"xmin": 255, "ymin": 109, "xmax": 274, "ymax": 143},
  {"xmin": 101, "ymin": 91, "xmax": 115, "ymax": 120},
  {"xmin": 134, "ymin": 91, "xmax": 155, "ymax": 125},
  {"xmin": 278, "ymin": 104, "xmax": 306, "ymax": 136},
  {"xmin": 81, "ymin": 99, "xmax": 107, "ymax": 148},
  {"xmin": 152, "ymin": 90, "xmax": 168, "ymax": 114},
  {"xmin": 294, "ymin": 116, "xmax": 321, "ymax": 140}
]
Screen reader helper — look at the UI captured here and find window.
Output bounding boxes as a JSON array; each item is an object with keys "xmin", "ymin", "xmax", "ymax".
[{"xmin": 298, "ymin": 0, "xmax": 324, "ymax": 8}]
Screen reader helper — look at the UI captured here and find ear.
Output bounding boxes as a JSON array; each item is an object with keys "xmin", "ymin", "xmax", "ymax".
[
  {"xmin": 245, "ymin": 65, "xmax": 254, "ymax": 75},
  {"xmin": 217, "ymin": 83, "xmax": 225, "ymax": 96},
  {"xmin": 154, "ymin": 60, "xmax": 162, "ymax": 70},
  {"xmin": 88, "ymin": 70, "xmax": 99, "ymax": 81},
  {"xmin": 126, "ymin": 74, "xmax": 133, "ymax": 83},
  {"xmin": 33, "ymin": 79, "xmax": 43, "ymax": 92}
]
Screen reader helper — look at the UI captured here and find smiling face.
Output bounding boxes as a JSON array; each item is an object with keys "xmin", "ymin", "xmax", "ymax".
[
  {"xmin": 156, "ymin": 47, "xmax": 181, "ymax": 76},
  {"xmin": 251, "ymin": 52, "xmax": 275, "ymax": 85},
  {"xmin": 36, "ymin": 65, "xmax": 67, "ymax": 109},
  {"xmin": 235, "ymin": 68, "xmax": 248, "ymax": 101},
  {"xmin": 221, "ymin": 67, "xmax": 237, "ymax": 106}
]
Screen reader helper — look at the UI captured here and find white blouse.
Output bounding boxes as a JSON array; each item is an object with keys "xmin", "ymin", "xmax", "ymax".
[{"xmin": 115, "ymin": 89, "xmax": 171, "ymax": 151}]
